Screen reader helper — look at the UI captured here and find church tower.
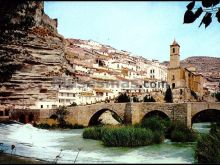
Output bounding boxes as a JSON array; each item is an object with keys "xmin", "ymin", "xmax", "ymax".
[{"xmin": 169, "ymin": 39, "xmax": 180, "ymax": 68}]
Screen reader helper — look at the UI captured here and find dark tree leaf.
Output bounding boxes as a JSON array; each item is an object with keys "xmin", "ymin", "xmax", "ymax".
[
  {"xmin": 186, "ymin": 1, "xmax": 195, "ymax": 10},
  {"xmin": 195, "ymin": 7, "xmax": 203, "ymax": 19},
  {"xmin": 216, "ymin": 9, "xmax": 220, "ymax": 23},
  {"xmin": 184, "ymin": 10, "xmax": 196, "ymax": 23},
  {"xmin": 212, "ymin": 0, "xmax": 220, "ymax": 6},
  {"xmin": 199, "ymin": 12, "xmax": 212, "ymax": 28},
  {"xmin": 202, "ymin": 0, "xmax": 213, "ymax": 8}
]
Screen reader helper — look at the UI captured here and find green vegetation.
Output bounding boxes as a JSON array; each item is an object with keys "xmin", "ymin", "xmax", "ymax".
[
  {"xmin": 82, "ymin": 126, "xmax": 103, "ymax": 140},
  {"xmin": 132, "ymin": 96, "xmax": 139, "ymax": 102},
  {"xmin": 214, "ymin": 92, "xmax": 220, "ymax": 102},
  {"xmin": 101, "ymin": 127, "xmax": 153, "ymax": 147},
  {"xmin": 83, "ymin": 125, "xmax": 155, "ymax": 147},
  {"xmin": 169, "ymin": 121, "xmax": 198, "ymax": 142},
  {"xmin": 191, "ymin": 90, "xmax": 198, "ymax": 100},
  {"xmin": 195, "ymin": 122, "xmax": 220, "ymax": 164},
  {"xmin": 82, "ymin": 116, "xmax": 198, "ymax": 147},
  {"xmin": 33, "ymin": 123, "xmax": 84, "ymax": 129},
  {"xmin": 69, "ymin": 102, "xmax": 77, "ymax": 107},
  {"xmin": 164, "ymin": 85, "xmax": 173, "ymax": 103},
  {"xmin": 53, "ymin": 106, "xmax": 70, "ymax": 128},
  {"xmin": 140, "ymin": 116, "xmax": 171, "ymax": 134},
  {"xmin": 143, "ymin": 95, "xmax": 156, "ymax": 102},
  {"xmin": 115, "ymin": 93, "xmax": 130, "ymax": 103}
]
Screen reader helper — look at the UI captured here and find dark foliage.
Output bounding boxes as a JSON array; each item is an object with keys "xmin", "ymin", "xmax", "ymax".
[
  {"xmin": 215, "ymin": 92, "xmax": 220, "ymax": 102},
  {"xmin": 191, "ymin": 90, "xmax": 198, "ymax": 100},
  {"xmin": 169, "ymin": 121, "xmax": 198, "ymax": 142},
  {"xmin": 69, "ymin": 102, "xmax": 77, "ymax": 107},
  {"xmin": 183, "ymin": 1, "xmax": 220, "ymax": 28},
  {"xmin": 195, "ymin": 121, "xmax": 220, "ymax": 163},
  {"xmin": 164, "ymin": 86, "xmax": 173, "ymax": 103},
  {"xmin": 143, "ymin": 95, "xmax": 156, "ymax": 102},
  {"xmin": 133, "ymin": 96, "xmax": 139, "ymax": 102},
  {"xmin": 115, "ymin": 93, "xmax": 130, "ymax": 103},
  {"xmin": 54, "ymin": 106, "xmax": 70, "ymax": 128}
]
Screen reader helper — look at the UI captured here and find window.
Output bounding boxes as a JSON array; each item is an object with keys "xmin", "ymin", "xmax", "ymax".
[
  {"xmin": 61, "ymin": 93, "xmax": 63, "ymax": 96},
  {"xmin": 67, "ymin": 93, "xmax": 69, "ymax": 97},
  {"xmin": 41, "ymin": 105, "xmax": 43, "ymax": 109},
  {"xmin": 52, "ymin": 105, "xmax": 57, "ymax": 109},
  {"xmin": 5, "ymin": 110, "xmax": 9, "ymax": 116},
  {"xmin": 73, "ymin": 93, "xmax": 75, "ymax": 97},
  {"xmin": 180, "ymin": 89, "xmax": 183, "ymax": 95},
  {"xmin": 172, "ymin": 83, "xmax": 175, "ymax": 89},
  {"xmin": 47, "ymin": 105, "xmax": 49, "ymax": 108},
  {"xmin": 173, "ymin": 48, "xmax": 175, "ymax": 53},
  {"xmin": 172, "ymin": 75, "xmax": 175, "ymax": 80}
]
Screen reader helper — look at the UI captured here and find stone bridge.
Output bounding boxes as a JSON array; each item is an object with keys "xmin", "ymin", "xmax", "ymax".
[{"xmin": 10, "ymin": 102, "xmax": 220, "ymax": 127}]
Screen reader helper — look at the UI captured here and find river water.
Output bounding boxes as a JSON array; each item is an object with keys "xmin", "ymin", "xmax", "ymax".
[{"xmin": 0, "ymin": 122, "xmax": 211, "ymax": 164}]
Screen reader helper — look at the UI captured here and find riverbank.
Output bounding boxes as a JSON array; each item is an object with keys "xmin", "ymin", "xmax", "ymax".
[{"xmin": 0, "ymin": 153, "xmax": 50, "ymax": 164}]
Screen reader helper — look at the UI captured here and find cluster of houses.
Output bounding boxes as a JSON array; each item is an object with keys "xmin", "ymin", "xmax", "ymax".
[
  {"xmin": 31, "ymin": 39, "xmax": 219, "ymax": 109},
  {"xmin": 32, "ymin": 39, "xmax": 168, "ymax": 109}
]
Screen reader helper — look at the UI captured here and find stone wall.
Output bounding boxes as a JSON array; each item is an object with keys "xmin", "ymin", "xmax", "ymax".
[{"xmin": 9, "ymin": 102, "xmax": 220, "ymax": 127}]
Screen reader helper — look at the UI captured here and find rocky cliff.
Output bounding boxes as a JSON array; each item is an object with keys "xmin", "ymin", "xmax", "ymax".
[{"xmin": 0, "ymin": 1, "xmax": 69, "ymax": 108}]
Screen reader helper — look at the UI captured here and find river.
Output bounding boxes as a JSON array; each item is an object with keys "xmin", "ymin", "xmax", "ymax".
[{"xmin": 0, "ymin": 122, "xmax": 211, "ymax": 164}]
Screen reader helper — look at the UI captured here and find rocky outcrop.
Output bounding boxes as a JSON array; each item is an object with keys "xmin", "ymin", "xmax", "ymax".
[
  {"xmin": 0, "ymin": 2, "xmax": 69, "ymax": 108},
  {"xmin": 98, "ymin": 110, "xmax": 120, "ymax": 125}
]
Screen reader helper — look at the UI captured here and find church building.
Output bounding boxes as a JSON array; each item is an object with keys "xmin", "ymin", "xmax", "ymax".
[{"xmin": 167, "ymin": 40, "xmax": 204, "ymax": 102}]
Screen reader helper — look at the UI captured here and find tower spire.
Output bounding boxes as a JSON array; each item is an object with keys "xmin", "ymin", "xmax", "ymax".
[{"xmin": 172, "ymin": 38, "xmax": 180, "ymax": 47}]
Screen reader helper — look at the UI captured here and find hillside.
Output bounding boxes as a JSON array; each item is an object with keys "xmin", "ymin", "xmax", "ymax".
[{"xmin": 162, "ymin": 56, "xmax": 220, "ymax": 82}]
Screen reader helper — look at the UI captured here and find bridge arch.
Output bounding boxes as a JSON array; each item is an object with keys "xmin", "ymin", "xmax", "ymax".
[
  {"xmin": 88, "ymin": 108, "xmax": 123, "ymax": 126},
  {"xmin": 142, "ymin": 110, "xmax": 170, "ymax": 122},
  {"xmin": 192, "ymin": 109, "xmax": 220, "ymax": 124}
]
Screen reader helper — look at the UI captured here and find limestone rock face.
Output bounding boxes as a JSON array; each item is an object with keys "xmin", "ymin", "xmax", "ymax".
[
  {"xmin": 98, "ymin": 111, "xmax": 120, "ymax": 125},
  {"xmin": 0, "ymin": 2, "xmax": 68, "ymax": 108}
]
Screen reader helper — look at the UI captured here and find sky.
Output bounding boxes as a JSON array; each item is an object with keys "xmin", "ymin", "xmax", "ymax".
[{"xmin": 44, "ymin": 1, "xmax": 220, "ymax": 62}]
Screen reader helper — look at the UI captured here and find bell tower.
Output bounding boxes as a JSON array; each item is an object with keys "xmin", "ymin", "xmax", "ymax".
[{"xmin": 169, "ymin": 39, "xmax": 180, "ymax": 68}]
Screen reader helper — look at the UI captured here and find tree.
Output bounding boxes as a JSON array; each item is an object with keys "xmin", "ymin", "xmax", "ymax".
[
  {"xmin": 143, "ymin": 95, "xmax": 156, "ymax": 102},
  {"xmin": 54, "ymin": 106, "xmax": 70, "ymax": 128},
  {"xmin": 133, "ymin": 96, "xmax": 139, "ymax": 102},
  {"xmin": 69, "ymin": 102, "xmax": 77, "ymax": 107},
  {"xmin": 215, "ymin": 92, "xmax": 220, "ymax": 102},
  {"xmin": 115, "ymin": 93, "xmax": 130, "ymax": 103},
  {"xmin": 191, "ymin": 90, "xmax": 198, "ymax": 100},
  {"xmin": 164, "ymin": 85, "xmax": 173, "ymax": 103},
  {"xmin": 183, "ymin": 0, "xmax": 220, "ymax": 28}
]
